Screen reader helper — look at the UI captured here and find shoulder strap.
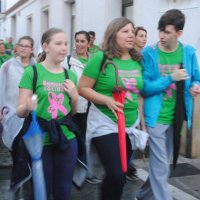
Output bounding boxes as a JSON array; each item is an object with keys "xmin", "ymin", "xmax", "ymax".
[
  {"xmin": 64, "ymin": 68, "xmax": 69, "ymax": 79},
  {"xmin": 67, "ymin": 55, "xmax": 71, "ymax": 69},
  {"xmin": 32, "ymin": 65, "xmax": 37, "ymax": 93},
  {"xmin": 100, "ymin": 52, "xmax": 107, "ymax": 72}
]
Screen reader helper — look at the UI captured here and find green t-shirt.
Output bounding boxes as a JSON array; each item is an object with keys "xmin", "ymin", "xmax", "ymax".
[
  {"xmin": 19, "ymin": 63, "xmax": 77, "ymax": 144},
  {"xmin": 78, "ymin": 57, "xmax": 89, "ymax": 66},
  {"xmin": 88, "ymin": 44, "xmax": 100, "ymax": 55},
  {"xmin": 0, "ymin": 54, "xmax": 11, "ymax": 67},
  {"xmin": 4, "ymin": 42, "xmax": 14, "ymax": 55},
  {"xmin": 83, "ymin": 51, "xmax": 143, "ymax": 127},
  {"xmin": 158, "ymin": 43, "xmax": 183, "ymax": 125},
  {"xmin": 5, "ymin": 42, "xmax": 14, "ymax": 50}
]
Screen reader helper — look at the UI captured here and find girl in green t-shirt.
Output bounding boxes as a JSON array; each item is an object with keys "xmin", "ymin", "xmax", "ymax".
[
  {"xmin": 17, "ymin": 28, "xmax": 79, "ymax": 200},
  {"xmin": 79, "ymin": 17, "xmax": 144, "ymax": 200}
]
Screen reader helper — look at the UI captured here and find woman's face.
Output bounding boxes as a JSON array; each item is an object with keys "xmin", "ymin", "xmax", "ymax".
[
  {"xmin": 17, "ymin": 39, "xmax": 33, "ymax": 58},
  {"xmin": 75, "ymin": 34, "xmax": 89, "ymax": 56},
  {"xmin": 135, "ymin": 30, "xmax": 147, "ymax": 49},
  {"xmin": 44, "ymin": 32, "xmax": 68, "ymax": 63},
  {"xmin": 116, "ymin": 23, "xmax": 135, "ymax": 52}
]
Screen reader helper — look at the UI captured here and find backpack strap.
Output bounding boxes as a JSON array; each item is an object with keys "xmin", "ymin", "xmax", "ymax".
[
  {"xmin": 67, "ymin": 55, "xmax": 71, "ymax": 69},
  {"xmin": 100, "ymin": 52, "xmax": 107, "ymax": 72},
  {"xmin": 32, "ymin": 65, "xmax": 37, "ymax": 93},
  {"xmin": 64, "ymin": 68, "xmax": 69, "ymax": 79}
]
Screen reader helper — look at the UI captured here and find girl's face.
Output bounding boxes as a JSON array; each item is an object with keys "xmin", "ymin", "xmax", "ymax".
[
  {"xmin": 75, "ymin": 34, "xmax": 89, "ymax": 56},
  {"xmin": 116, "ymin": 23, "xmax": 135, "ymax": 52},
  {"xmin": 135, "ymin": 30, "xmax": 147, "ymax": 49},
  {"xmin": 44, "ymin": 32, "xmax": 68, "ymax": 63},
  {"xmin": 17, "ymin": 39, "xmax": 33, "ymax": 58}
]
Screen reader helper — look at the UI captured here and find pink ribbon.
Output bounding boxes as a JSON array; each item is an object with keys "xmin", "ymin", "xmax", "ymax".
[
  {"xmin": 166, "ymin": 83, "xmax": 176, "ymax": 98},
  {"xmin": 122, "ymin": 78, "xmax": 139, "ymax": 100},
  {"xmin": 47, "ymin": 92, "xmax": 67, "ymax": 119}
]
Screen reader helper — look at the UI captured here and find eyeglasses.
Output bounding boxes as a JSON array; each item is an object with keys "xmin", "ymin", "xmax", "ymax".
[{"xmin": 18, "ymin": 44, "xmax": 32, "ymax": 49}]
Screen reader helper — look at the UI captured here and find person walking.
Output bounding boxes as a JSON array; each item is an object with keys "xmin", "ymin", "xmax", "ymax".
[
  {"xmin": 135, "ymin": 9, "xmax": 200, "ymax": 200},
  {"xmin": 79, "ymin": 17, "xmax": 145, "ymax": 200},
  {"xmin": 88, "ymin": 31, "xmax": 100, "ymax": 55},
  {"xmin": 68, "ymin": 30, "xmax": 101, "ymax": 184},
  {"xmin": 17, "ymin": 28, "xmax": 79, "ymax": 200},
  {"xmin": 0, "ymin": 36, "xmax": 36, "ymax": 199},
  {"xmin": 127, "ymin": 26, "xmax": 148, "ymax": 181}
]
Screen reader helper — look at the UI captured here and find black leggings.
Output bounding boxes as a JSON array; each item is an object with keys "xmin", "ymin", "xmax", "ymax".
[{"xmin": 93, "ymin": 133, "xmax": 132, "ymax": 200}]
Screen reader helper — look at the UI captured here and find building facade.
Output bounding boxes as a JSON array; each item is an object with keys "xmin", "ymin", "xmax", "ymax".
[{"xmin": 0, "ymin": 0, "xmax": 200, "ymax": 157}]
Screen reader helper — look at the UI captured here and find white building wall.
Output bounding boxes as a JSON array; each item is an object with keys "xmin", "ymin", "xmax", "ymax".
[
  {"xmin": 0, "ymin": 0, "xmax": 200, "ymax": 61},
  {"xmin": 75, "ymin": 0, "xmax": 121, "ymax": 45}
]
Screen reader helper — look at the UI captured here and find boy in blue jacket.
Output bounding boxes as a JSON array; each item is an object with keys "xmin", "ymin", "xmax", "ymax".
[{"xmin": 136, "ymin": 9, "xmax": 200, "ymax": 200}]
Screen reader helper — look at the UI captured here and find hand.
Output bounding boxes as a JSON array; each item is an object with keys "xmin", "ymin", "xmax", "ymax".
[
  {"xmin": 190, "ymin": 84, "xmax": 200, "ymax": 98},
  {"xmin": 171, "ymin": 68, "xmax": 190, "ymax": 81},
  {"xmin": 104, "ymin": 96, "xmax": 124, "ymax": 119},
  {"xmin": 141, "ymin": 124, "xmax": 147, "ymax": 133},
  {"xmin": 63, "ymin": 79, "xmax": 79, "ymax": 100}
]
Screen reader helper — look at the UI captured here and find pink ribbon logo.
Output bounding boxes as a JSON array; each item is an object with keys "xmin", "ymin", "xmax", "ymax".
[
  {"xmin": 47, "ymin": 92, "xmax": 67, "ymax": 119},
  {"xmin": 165, "ymin": 83, "xmax": 176, "ymax": 98},
  {"xmin": 122, "ymin": 78, "xmax": 139, "ymax": 101}
]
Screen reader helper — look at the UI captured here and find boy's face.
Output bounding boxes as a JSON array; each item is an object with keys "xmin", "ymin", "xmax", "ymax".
[{"xmin": 159, "ymin": 25, "xmax": 182, "ymax": 50}]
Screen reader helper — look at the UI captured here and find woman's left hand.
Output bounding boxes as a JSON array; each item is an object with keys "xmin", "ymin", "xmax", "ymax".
[{"xmin": 63, "ymin": 79, "xmax": 79, "ymax": 100}]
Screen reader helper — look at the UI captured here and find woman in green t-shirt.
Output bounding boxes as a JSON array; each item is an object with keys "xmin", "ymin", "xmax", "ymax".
[
  {"xmin": 79, "ymin": 17, "xmax": 144, "ymax": 200},
  {"xmin": 17, "ymin": 28, "xmax": 79, "ymax": 200}
]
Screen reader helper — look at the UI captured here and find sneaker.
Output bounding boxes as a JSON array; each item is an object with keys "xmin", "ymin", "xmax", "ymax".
[
  {"xmin": 126, "ymin": 165, "xmax": 139, "ymax": 181},
  {"xmin": 86, "ymin": 176, "xmax": 102, "ymax": 184}
]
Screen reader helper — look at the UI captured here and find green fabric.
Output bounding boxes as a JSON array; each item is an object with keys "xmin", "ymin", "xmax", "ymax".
[
  {"xmin": 19, "ymin": 63, "xmax": 77, "ymax": 144},
  {"xmin": 83, "ymin": 51, "xmax": 143, "ymax": 127},
  {"xmin": 158, "ymin": 43, "xmax": 183, "ymax": 125},
  {"xmin": 0, "ymin": 54, "xmax": 12, "ymax": 67},
  {"xmin": 5, "ymin": 42, "xmax": 14, "ymax": 50},
  {"xmin": 88, "ymin": 44, "xmax": 100, "ymax": 54},
  {"xmin": 78, "ymin": 57, "xmax": 89, "ymax": 66}
]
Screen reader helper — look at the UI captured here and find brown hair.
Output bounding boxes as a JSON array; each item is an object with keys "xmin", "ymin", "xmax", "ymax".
[
  {"xmin": 135, "ymin": 26, "xmax": 147, "ymax": 37},
  {"xmin": 129, "ymin": 26, "xmax": 147, "ymax": 62},
  {"xmin": 18, "ymin": 36, "xmax": 34, "ymax": 58},
  {"xmin": 102, "ymin": 17, "xmax": 141, "ymax": 61},
  {"xmin": 37, "ymin": 28, "xmax": 64, "ymax": 62}
]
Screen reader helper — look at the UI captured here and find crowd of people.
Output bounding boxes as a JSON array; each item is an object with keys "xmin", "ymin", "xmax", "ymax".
[{"xmin": 0, "ymin": 8, "xmax": 200, "ymax": 200}]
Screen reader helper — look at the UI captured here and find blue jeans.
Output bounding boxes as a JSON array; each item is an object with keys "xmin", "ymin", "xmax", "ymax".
[
  {"xmin": 42, "ymin": 138, "xmax": 78, "ymax": 200},
  {"xmin": 137, "ymin": 124, "xmax": 173, "ymax": 200}
]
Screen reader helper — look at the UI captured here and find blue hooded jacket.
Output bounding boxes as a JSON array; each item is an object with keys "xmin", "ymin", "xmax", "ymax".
[{"xmin": 142, "ymin": 42, "xmax": 200, "ymax": 128}]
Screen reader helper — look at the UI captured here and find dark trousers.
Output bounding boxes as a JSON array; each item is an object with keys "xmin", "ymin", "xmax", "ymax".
[
  {"xmin": 72, "ymin": 113, "xmax": 87, "ymax": 163},
  {"xmin": 93, "ymin": 133, "xmax": 132, "ymax": 200},
  {"xmin": 42, "ymin": 138, "xmax": 78, "ymax": 200}
]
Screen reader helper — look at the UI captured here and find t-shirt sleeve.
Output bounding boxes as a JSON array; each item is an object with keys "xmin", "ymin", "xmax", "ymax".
[
  {"xmin": 19, "ymin": 66, "xmax": 34, "ymax": 90},
  {"xmin": 82, "ymin": 51, "xmax": 104, "ymax": 79}
]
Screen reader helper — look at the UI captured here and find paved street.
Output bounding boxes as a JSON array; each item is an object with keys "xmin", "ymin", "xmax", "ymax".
[{"xmin": 0, "ymin": 140, "xmax": 200, "ymax": 200}]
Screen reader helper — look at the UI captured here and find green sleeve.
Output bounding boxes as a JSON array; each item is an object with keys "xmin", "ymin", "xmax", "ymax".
[
  {"xmin": 19, "ymin": 66, "xmax": 34, "ymax": 90},
  {"xmin": 82, "ymin": 51, "xmax": 104, "ymax": 79}
]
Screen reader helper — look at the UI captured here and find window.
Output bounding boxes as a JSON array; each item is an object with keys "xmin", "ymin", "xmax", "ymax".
[
  {"xmin": 27, "ymin": 15, "xmax": 32, "ymax": 37},
  {"xmin": 41, "ymin": 7, "xmax": 49, "ymax": 34},
  {"xmin": 122, "ymin": 0, "xmax": 133, "ymax": 20},
  {"xmin": 11, "ymin": 15, "xmax": 16, "ymax": 42}
]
